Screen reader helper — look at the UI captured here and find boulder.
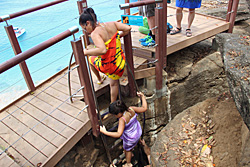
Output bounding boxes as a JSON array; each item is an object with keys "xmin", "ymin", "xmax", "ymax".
[
  {"xmin": 167, "ymin": 49, "xmax": 229, "ymax": 118},
  {"xmin": 215, "ymin": 33, "xmax": 250, "ymax": 130}
]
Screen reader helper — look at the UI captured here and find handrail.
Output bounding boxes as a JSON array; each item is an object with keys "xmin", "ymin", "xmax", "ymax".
[
  {"xmin": 119, "ymin": 0, "xmax": 162, "ymax": 9},
  {"xmin": 0, "ymin": 0, "xmax": 68, "ymax": 22},
  {"xmin": 0, "ymin": 26, "xmax": 79, "ymax": 74}
]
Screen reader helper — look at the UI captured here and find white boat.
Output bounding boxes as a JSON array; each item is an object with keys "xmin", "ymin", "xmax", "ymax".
[{"xmin": 14, "ymin": 27, "xmax": 26, "ymax": 38}]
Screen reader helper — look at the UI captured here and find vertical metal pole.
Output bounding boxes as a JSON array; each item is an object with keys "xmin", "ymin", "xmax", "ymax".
[
  {"xmin": 228, "ymin": 0, "xmax": 240, "ymax": 33},
  {"xmin": 71, "ymin": 39, "xmax": 99, "ymax": 137},
  {"xmin": 123, "ymin": 32, "xmax": 136, "ymax": 97},
  {"xmin": 226, "ymin": 0, "xmax": 233, "ymax": 22},
  {"xmin": 155, "ymin": 6, "xmax": 166, "ymax": 90},
  {"xmin": 125, "ymin": 0, "xmax": 130, "ymax": 15},
  {"xmin": 4, "ymin": 25, "xmax": 35, "ymax": 92},
  {"xmin": 77, "ymin": 0, "xmax": 90, "ymax": 45}
]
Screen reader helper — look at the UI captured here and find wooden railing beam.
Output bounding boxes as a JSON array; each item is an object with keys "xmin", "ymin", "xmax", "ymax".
[
  {"xmin": 155, "ymin": 4, "xmax": 166, "ymax": 90},
  {"xmin": 4, "ymin": 25, "xmax": 35, "ymax": 91},
  {"xmin": 0, "ymin": 0, "xmax": 68, "ymax": 22},
  {"xmin": 77, "ymin": 0, "xmax": 90, "ymax": 45},
  {"xmin": 227, "ymin": 0, "xmax": 240, "ymax": 33},
  {"xmin": 0, "ymin": 27, "xmax": 78, "ymax": 74},
  {"xmin": 125, "ymin": 0, "xmax": 130, "ymax": 15},
  {"xmin": 71, "ymin": 39, "xmax": 99, "ymax": 137},
  {"xmin": 124, "ymin": 32, "xmax": 136, "ymax": 97},
  {"xmin": 120, "ymin": 0, "xmax": 162, "ymax": 9}
]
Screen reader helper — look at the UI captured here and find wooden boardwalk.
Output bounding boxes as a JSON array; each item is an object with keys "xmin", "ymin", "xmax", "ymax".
[
  {"xmin": 0, "ymin": 6, "xmax": 230, "ymax": 167},
  {"xmin": 125, "ymin": 7, "xmax": 230, "ymax": 58}
]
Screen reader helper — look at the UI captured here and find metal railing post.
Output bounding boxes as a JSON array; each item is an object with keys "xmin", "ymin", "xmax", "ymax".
[
  {"xmin": 71, "ymin": 38, "xmax": 99, "ymax": 137},
  {"xmin": 155, "ymin": 4, "xmax": 166, "ymax": 90},
  {"xmin": 124, "ymin": 32, "xmax": 136, "ymax": 97},
  {"xmin": 5, "ymin": 25, "xmax": 35, "ymax": 92},
  {"xmin": 227, "ymin": 0, "xmax": 240, "ymax": 33}
]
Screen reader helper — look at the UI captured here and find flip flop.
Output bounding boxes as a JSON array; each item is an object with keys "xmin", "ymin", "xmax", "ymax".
[
  {"xmin": 97, "ymin": 75, "xmax": 106, "ymax": 85},
  {"xmin": 122, "ymin": 163, "xmax": 133, "ymax": 167},
  {"xmin": 170, "ymin": 27, "xmax": 182, "ymax": 35},
  {"xmin": 186, "ymin": 29, "xmax": 192, "ymax": 37}
]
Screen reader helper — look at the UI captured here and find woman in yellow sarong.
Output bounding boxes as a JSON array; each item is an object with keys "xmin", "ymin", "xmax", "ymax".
[{"xmin": 79, "ymin": 8, "xmax": 131, "ymax": 103}]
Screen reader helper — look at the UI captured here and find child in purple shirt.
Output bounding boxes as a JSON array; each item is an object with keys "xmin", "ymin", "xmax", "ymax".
[{"xmin": 100, "ymin": 92, "xmax": 147, "ymax": 167}]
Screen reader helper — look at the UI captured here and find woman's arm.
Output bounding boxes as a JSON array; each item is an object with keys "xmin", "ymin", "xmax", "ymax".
[
  {"xmin": 130, "ymin": 92, "xmax": 147, "ymax": 113},
  {"xmin": 100, "ymin": 117, "xmax": 125, "ymax": 138},
  {"xmin": 83, "ymin": 32, "xmax": 107, "ymax": 56},
  {"xmin": 114, "ymin": 21, "xmax": 131, "ymax": 38}
]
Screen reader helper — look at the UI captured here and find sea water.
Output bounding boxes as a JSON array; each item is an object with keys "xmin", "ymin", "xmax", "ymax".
[{"xmin": 0, "ymin": 0, "xmax": 138, "ymax": 108}]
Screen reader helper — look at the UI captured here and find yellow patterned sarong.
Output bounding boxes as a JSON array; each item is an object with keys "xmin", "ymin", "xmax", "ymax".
[{"xmin": 89, "ymin": 31, "xmax": 125, "ymax": 80}]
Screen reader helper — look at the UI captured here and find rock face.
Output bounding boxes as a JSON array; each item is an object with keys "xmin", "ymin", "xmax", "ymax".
[
  {"xmin": 167, "ymin": 42, "xmax": 229, "ymax": 118},
  {"xmin": 215, "ymin": 33, "xmax": 250, "ymax": 130},
  {"xmin": 151, "ymin": 96, "xmax": 249, "ymax": 167}
]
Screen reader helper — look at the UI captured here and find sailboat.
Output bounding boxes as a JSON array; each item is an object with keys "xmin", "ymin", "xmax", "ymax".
[{"xmin": 14, "ymin": 27, "xmax": 26, "ymax": 38}]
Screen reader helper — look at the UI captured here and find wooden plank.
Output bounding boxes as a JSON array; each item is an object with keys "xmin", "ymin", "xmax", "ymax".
[
  {"xmin": 1, "ymin": 105, "xmax": 65, "ymax": 148},
  {"xmin": 36, "ymin": 86, "xmax": 83, "ymax": 110},
  {"xmin": 14, "ymin": 100, "xmax": 76, "ymax": 138},
  {"xmin": 167, "ymin": 23, "xmax": 229, "ymax": 55},
  {"xmin": 60, "ymin": 76, "xmax": 81, "ymax": 91},
  {"xmin": 0, "ymin": 139, "xmax": 33, "ymax": 167},
  {"xmin": 24, "ymin": 91, "xmax": 89, "ymax": 121},
  {"xmin": 9, "ymin": 162, "xmax": 20, "ymax": 167},
  {"xmin": 0, "ymin": 114, "xmax": 56, "ymax": 157},
  {"xmin": 21, "ymin": 97, "xmax": 83, "ymax": 131},
  {"xmin": 0, "ymin": 106, "xmax": 62, "ymax": 148},
  {"xmin": 0, "ymin": 150, "xmax": 17, "ymax": 167},
  {"xmin": 41, "ymin": 120, "xmax": 91, "ymax": 167},
  {"xmin": 135, "ymin": 67, "xmax": 156, "ymax": 80},
  {"xmin": 0, "ymin": 124, "xmax": 47, "ymax": 166}
]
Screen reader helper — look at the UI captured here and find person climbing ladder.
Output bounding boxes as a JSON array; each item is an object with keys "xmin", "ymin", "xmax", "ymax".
[
  {"xmin": 79, "ymin": 7, "xmax": 131, "ymax": 103},
  {"xmin": 100, "ymin": 92, "xmax": 147, "ymax": 167}
]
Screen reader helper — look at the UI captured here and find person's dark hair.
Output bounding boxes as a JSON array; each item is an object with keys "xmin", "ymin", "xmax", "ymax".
[
  {"xmin": 79, "ymin": 7, "xmax": 97, "ymax": 27},
  {"xmin": 109, "ymin": 100, "xmax": 128, "ymax": 115}
]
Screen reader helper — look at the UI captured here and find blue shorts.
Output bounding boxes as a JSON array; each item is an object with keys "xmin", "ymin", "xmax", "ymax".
[{"xmin": 176, "ymin": 0, "xmax": 202, "ymax": 9}]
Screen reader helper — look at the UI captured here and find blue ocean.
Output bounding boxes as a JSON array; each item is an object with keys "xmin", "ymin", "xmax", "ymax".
[{"xmin": 0, "ymin": 0, "xmax": 137, "ymax": 108}]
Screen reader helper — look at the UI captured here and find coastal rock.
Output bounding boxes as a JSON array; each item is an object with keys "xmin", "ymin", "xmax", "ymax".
[
  {"xmin": 215, "ymin": 33, "xmax": 250, "ymax": 130},
  {"xmin": 151, "ymin": 96, "xmax": 249, "ymax": 167},
  {"xmin": 167, "ymin": 49, "xmax": 229, "ymax": 118}
]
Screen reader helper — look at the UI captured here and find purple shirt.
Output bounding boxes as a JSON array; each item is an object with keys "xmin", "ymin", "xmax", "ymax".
[{"xmin": 120, "ymin": 110, "xmax": 142, "ymax": 151}]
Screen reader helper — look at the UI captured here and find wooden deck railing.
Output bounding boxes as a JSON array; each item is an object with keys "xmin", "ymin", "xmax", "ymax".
[
  {"xmin": 0, "ymin": 26, "xmax": 100, "ymax": 136},
  {"xmin": 120, "ymin": 0, "xmax": 167, "ymax": 90},
  {"xmin": 71, "ymin": 38, "xmax": 100, "ymax": 137},
  {"xmin": 227, "ymin": 0, "xmax": 240, "ymax": 33},
  {"xmin": 0, "ymin": 0, "xmax": 68, "ymax": 92}
]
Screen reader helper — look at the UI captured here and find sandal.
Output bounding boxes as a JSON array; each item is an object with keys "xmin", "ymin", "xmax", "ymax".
[
  {"xmin": 170, "ymin": 27, "xmax": 181, "ymax": 35},
  {"xmin": 122, "ymin": 163, "xmax": 133, "ymax": 167},
  {"xmin": 97, "ymin": 75, "xmax": 106, "ymax": 85},
  {"xmin": 186, "ymin": 29, "xmax": 192, "ymax": 37}
]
